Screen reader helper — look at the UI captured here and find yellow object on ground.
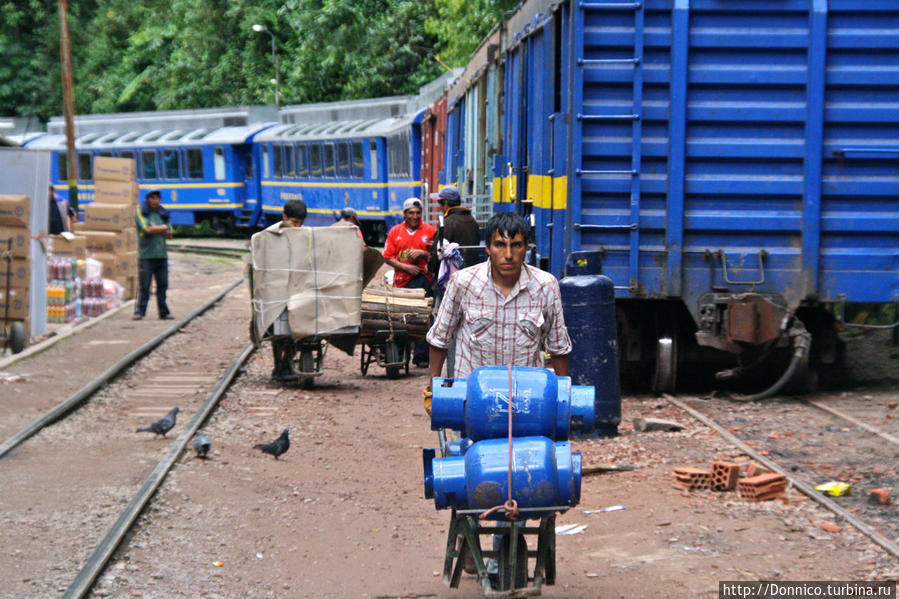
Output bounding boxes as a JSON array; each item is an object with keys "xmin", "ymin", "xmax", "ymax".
[{"xmin": 814, "ymin": 481, "xmax": 851, "ymax": 497}]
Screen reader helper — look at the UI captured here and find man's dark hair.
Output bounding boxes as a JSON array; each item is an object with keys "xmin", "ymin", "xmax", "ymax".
[
  {"xmin": 485, "ymin": 211, "xmax": 528, "ymax": 244},
  {"xmin": 283, "ymin": 199, "xmax": 307, "ymax": 220}
]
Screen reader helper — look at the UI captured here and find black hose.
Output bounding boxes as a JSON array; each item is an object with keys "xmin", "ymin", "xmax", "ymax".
[{"xmin": 730, "ymin": 322, "xmax": 811, "ymax": 402}]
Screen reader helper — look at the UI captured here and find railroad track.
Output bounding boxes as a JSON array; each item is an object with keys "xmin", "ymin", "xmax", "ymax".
[
  {"xmin": 665, "ymin": 392, "xmax": 899, "ymax": 561},
  {"xmin": 168, "ymin": 242, "xmax": 249, "ymax": 261},
  {"xmin": 0, "ymin": 279, "xmax": 256, "ymax": 598}
]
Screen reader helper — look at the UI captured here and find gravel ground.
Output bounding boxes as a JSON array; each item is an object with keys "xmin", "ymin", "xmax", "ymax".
[{"xmin": 2, "ymin": 254, "xmax": 897, "ymax": 598}]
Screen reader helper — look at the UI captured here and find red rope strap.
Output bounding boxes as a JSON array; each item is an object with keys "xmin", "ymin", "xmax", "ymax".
[{"xmin": 480, "ymin": 364, "xmax": 519, "ymax": 521}]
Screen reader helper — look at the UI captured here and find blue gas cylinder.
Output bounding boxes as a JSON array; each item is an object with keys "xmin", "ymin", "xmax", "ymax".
[
  {"xmin": 560, "ymin": 258, "xmax": 620, "ymax": 437},
  {"xmin": 423, "ymin": 436, "xmax": 582, "ymax": 516},
  {"xmin": 430, "ymin": 366, "xmax": 595, "ymax": 441}
]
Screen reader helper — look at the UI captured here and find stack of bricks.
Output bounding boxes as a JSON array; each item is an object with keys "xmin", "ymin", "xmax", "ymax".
[
  {"xmin": 674, "ymin": 461, "xmax": 787, "ymax": 501},
  {"xmin": 82, "ymin": 157, "xmax": 139, "ymax": 300},
  {"xmin": 737, "ymin": 473, "xmax": 787, "ymax": 501}
]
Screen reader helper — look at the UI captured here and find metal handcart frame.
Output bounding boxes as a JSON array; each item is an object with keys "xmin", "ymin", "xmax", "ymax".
[
  {"xmin": 442, "ymin": 507, "xmax": 561, "ymax": 598},
  {"xmin": 434, "ymin": 429, "xmax": 561, "ymax": 598},
  {"xmin": 359, "ymin": 328, "xmax": 410, "ymax": 379}
]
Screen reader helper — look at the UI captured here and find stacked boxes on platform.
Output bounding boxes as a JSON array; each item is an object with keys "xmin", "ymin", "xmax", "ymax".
[
  {"xmin": 85, "ymin": 156, "xmax": 139, "ymax": 299},
  {"xmin": 0, "ymin": 194, "xmax": 32, "ymax": 333}
]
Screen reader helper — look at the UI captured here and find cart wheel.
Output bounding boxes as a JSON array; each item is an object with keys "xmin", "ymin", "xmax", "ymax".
[
  {"xmin": 497, "ymin": 533, "xmax": 528, "ymax": 591},
  {"xmin": 360, "ymin": 345, "xmax": 370, "ymax": 375},
  {"xmin": 299, "ymin": 350, "xmax": 315, "ymax": 389},
  {"xmin": 9, "ymin": 321, "xmax": 25, "ymax": 354},
  {"xmin": 385, "ymin": 341, "xmax": 402, "ymax": 379}
]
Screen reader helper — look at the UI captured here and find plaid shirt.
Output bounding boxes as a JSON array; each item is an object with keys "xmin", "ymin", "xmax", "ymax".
[{"xmin": 426, "ymin": 261, "xmax": 572, "ymax": 378}]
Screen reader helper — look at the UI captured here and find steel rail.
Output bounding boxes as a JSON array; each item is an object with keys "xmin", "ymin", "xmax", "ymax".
[
  {"xmin": 63, "ymin": 341, "xmax": 255, "ymax": 599},
  {"xmin": 0, "ymin": 278, "xmax": 243, "ymax": 460},
  {"xmin": 803, "ymin": 399, "xmax": 899, "ymax": 446},
  {"xmin": 168, "ymin": 243, "xmax": 248, "ymax": 259},
  {"xmin": 663, "ymin": 393, "xmax": 899, "ymax": 561}
]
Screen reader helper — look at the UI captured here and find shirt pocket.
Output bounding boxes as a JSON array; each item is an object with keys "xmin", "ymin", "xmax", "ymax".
[
  {"xmin": 517, "ymin": 310, "xmax": 546, "ymax": 356},
  {"xmin": 465, "ymin": 310, "xmax": 494, "ymax": 365}
]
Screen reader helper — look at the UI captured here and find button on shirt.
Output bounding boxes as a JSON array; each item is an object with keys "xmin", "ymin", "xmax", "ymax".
[{"xmin": 426, "ymin": 261, "xmax": 572, "ymax": 378}]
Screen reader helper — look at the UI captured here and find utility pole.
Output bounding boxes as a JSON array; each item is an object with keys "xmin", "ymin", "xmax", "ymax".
[{"xmin": 59, "ymin": 0, "xmax": 78, "ymax": 211}]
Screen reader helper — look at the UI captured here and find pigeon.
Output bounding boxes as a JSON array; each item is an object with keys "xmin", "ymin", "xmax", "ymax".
[
  {"xmin": 253, "ymin": 429, "xmax": 290, "ymax": 459},
  {"xmin": 193, "ymin": 430, "xmax": 211, "ymax": 458},
  {"xmin": 136, "ymin": 407, "xmax": 179, "ymax": 438}
]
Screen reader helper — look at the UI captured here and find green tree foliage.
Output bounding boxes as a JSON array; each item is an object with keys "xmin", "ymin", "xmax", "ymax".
[
  {"xmin": 0, "ymin": 0, "xmax": 515, "ymax": 122},
  {"xmin": 426, "ymin": 0, "xmax": 520, "ymax": 67}
]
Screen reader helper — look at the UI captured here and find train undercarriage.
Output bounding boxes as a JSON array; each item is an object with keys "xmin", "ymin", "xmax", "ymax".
[{"xmin": 617, "ymin": 295, "xmax": 848, "ymax": 397}]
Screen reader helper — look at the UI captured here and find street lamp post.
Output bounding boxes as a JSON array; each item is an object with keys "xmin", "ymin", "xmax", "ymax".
[{"xmin": 252, "ymin": 23, "xmax": 280, "ymax": 108}]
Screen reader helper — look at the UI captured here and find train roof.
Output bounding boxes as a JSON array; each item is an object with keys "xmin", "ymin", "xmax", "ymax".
[
  {"xmin": 255, "ymin": 116, "xmax": 404, "ymax": 142},
  {"xmin": 29, "ymin": 105, "xmax": 279, "ymax": 149},
  {"xmin": 278, "ymin": 70, "xmax": 461, "ymax": 126},
  {"xmin": 26, "ymin": 123, "xmax": 277, "ymax": 150}
]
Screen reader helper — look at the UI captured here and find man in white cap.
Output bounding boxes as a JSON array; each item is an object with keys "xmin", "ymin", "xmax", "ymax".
[{"xmin": 383, "ymin": 197, "xmax": 437, "ymax": 367}]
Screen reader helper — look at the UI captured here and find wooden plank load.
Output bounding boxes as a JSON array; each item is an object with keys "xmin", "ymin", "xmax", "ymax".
[{"xmin": 359, "ymin": 287, "xmax": 433, "ymax": 343}]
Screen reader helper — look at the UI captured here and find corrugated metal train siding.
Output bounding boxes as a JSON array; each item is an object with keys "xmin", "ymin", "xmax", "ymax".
[{"xmin": 570, "ymin": 0, "xmax": 899, "ymax": 317}]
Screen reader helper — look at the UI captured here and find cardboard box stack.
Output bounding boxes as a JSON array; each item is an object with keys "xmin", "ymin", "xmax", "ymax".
[
  {"xmin": 85, "ymin": 156, "xmax": 139, "ymax": 299},
  {"xmin": 0, "ymin": 194, "xmax": 32, "ymax": 335}
]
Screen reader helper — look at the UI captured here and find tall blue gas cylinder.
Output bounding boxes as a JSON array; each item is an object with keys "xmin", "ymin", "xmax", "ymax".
[
  {"xmin": 560, "ymin": 252, "xmax": 620, "ymax": 437},
  {"xmin": 430, "ymin": 366, "xmax": 596, "ymax": 441},
  {"xmin": 423, "ymin": 437, "xmax": 582, "ymax": 516}
]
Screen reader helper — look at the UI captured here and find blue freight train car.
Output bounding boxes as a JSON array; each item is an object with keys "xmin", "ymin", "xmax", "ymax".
[{"xmin": 441, "ymin": 0, "xmax": 899, "ymax": 392}]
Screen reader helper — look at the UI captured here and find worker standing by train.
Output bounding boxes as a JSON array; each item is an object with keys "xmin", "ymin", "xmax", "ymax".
[
  {"xmin": 383, "ymin": 198, "xmax": 437, "ymax": 368},
  {"xmin": 134, "ymin": 189, "xmax": 173, "ymax": 321}
]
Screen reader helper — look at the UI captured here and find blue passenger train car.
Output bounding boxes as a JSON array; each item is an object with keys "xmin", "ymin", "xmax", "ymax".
[
  {"xmin": 439, "ymin": 0, "xmax": 899, "ymax": 391},
  {"xmin": 25, "ymin": 107, "xmax": 278, "ymax": 233}
]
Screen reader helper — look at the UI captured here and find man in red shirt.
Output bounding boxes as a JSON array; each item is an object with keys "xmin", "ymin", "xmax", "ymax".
[{"xmin": 383, "ymin": 197, "xmax": 437, "ymax": 366}]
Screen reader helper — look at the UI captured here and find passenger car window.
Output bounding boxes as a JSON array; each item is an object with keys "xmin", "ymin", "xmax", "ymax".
[
  {"xmin": 141, "ymin": 150, "xmax": 158, "ymax": 180},
  {"xmin": 352, "ymin": 142, "xmax": 364, "ymax": 179},
  {"xmin": 185, "ymin": 148, "xmax": 203, "ymax": 179},
  {"xmin": 324, "ymin": 144, "xmax": 336, "ymax": 178},
  {"xmin": 310, "ymin": 144, "xmax": 322, "ymax": 177},
  {"xmin": 163, "ymin": 149, "xmax": 180, "ymax": 180},
  {"xmin": 213, "ymin": 147, "xmax": 225, "ymax": 181},
  {"xmin": 78, "ymin": 152, "xmax": 92, "ymax": 181},
  {"xmin": 369, "ymin": 140, "xmax": 378, "ymax": 180},
  {"xmin": 337, "ymin": 142, "xmax": 350, "ymax": 178},
  {"xmin": 297, "ymin": 145, "xmax": 308, "ymax": 178}
]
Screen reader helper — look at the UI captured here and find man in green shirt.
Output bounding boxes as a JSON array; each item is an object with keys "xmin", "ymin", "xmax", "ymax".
[{"xmin": 134, "ymin": 188, "xmax": 173, "ymax": 320}]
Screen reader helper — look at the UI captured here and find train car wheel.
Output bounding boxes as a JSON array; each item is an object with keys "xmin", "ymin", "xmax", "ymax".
[
  {"xmin": 9, "ymin": 321, "xmax": 26, "ymax": 354},
  {"xmin": 651, "ymin": 319, "xmax": 677, "ymax": 394}
]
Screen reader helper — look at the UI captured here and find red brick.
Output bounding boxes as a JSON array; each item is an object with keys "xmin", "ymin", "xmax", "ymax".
[
  {"xmin": 738, "ymin": 473, "xmax": 787, "ymax": 501},
  {"xmin": 868, "ymin": 488, "xmax": 891, "ymax": 505},
  {"xmin": 712, "ymin": 461, "xmax": 740, "ymax": 491}
]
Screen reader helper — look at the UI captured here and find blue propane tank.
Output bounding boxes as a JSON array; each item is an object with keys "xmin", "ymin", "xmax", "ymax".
[
  {"xmin": 430, "ymin": 366, "xmax": 595, "ymax": 441},
  {"xmin": 423, "ymin": 436, "xmax": 582, "ymax": 516},
  {"xmin": 560, "ymin": 254, "xmax": 620, "ymax": 437}
]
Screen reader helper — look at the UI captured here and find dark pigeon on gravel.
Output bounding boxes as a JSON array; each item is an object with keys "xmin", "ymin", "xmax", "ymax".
[
  {"xmin": 253, "ymin": 429, "xmax": 290, "ymax": 459},
  {"xmin": 193, "ymin": 430, "xmax": 211, "ymax": 458},
  {"xmin": 136, "ymin": 407, "xmax": 179, "ymax": 438}
]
